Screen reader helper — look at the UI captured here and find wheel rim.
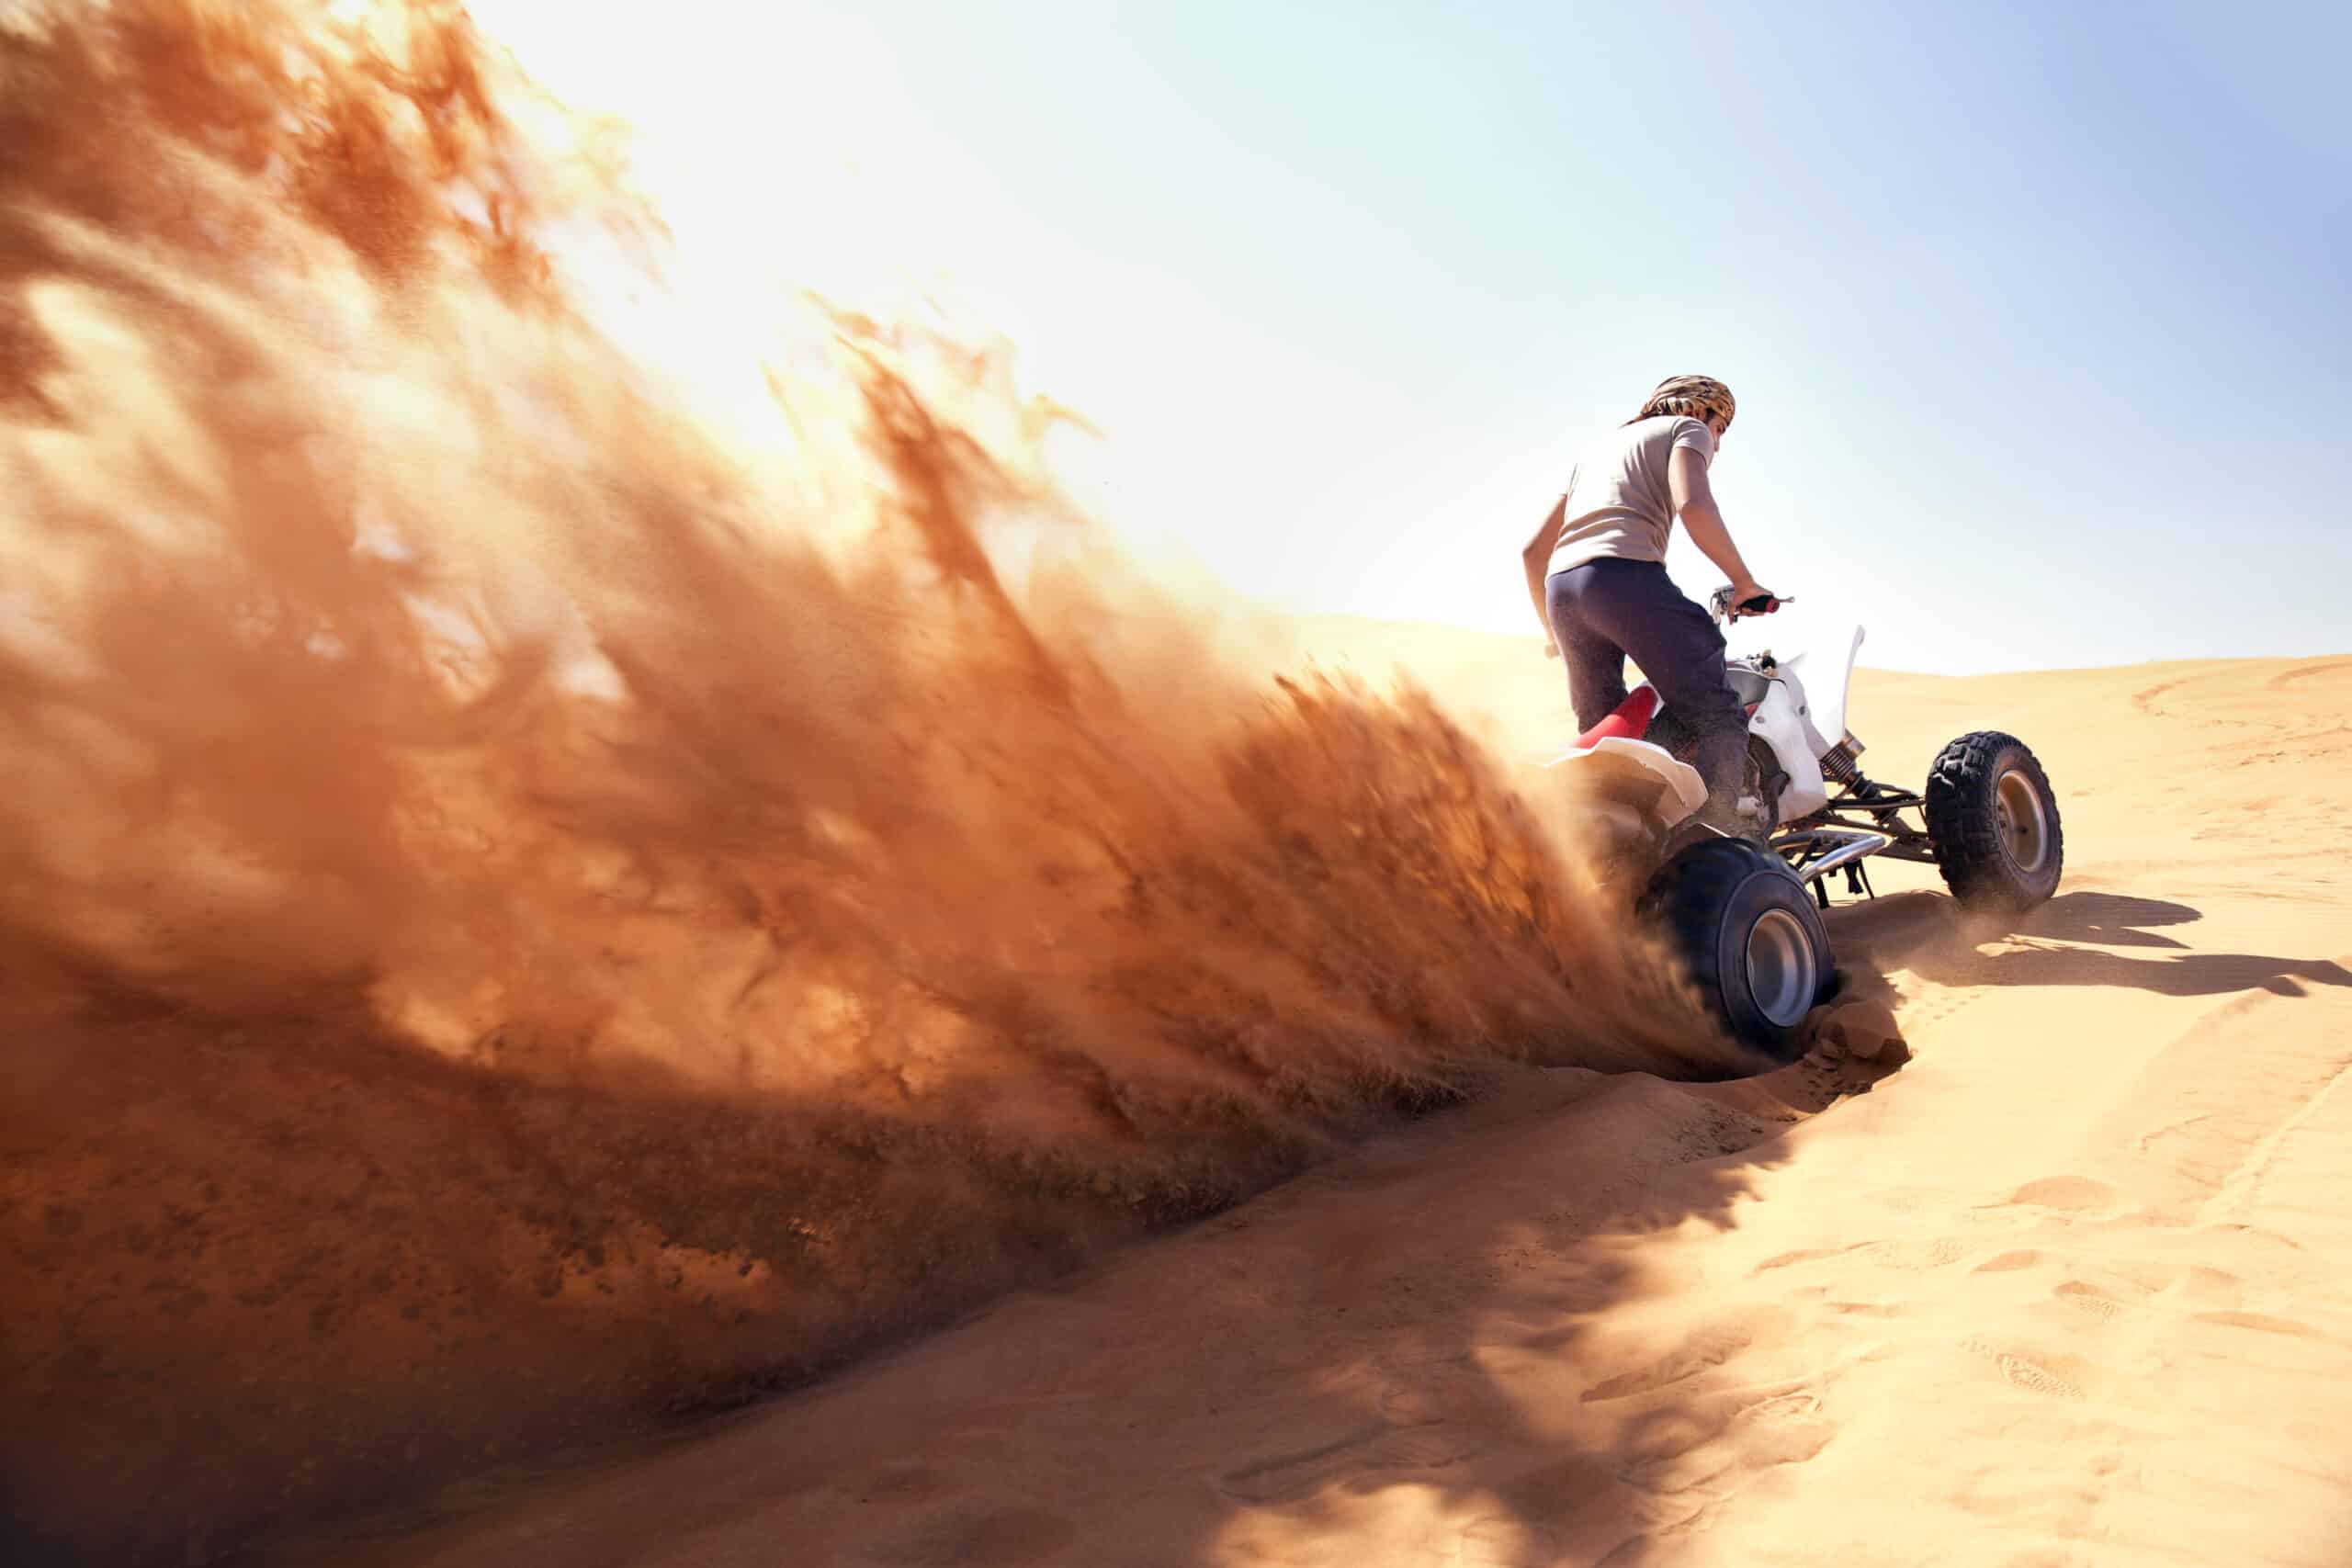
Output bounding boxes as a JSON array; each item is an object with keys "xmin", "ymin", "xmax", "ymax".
[
  {"xmin": 1994, "ymin": 768, "xmax": 2051, "ymax": 873},
  {"xmin": 1745, "ymin": 908, "xmax": 1817, "ymax": 1029}
]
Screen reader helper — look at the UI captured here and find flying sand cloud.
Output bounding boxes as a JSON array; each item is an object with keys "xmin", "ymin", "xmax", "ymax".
[{"xmin": 0, "ymin": 3, "xmax": 1736, "ymax": 1560}]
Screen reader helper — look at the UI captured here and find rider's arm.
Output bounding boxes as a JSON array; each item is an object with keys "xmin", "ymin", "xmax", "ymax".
[
  {"xmin": 1668, "ymin": 446, "xmax": 1765, "ymax": 605},
  {"xmin": 1521, "ymin": 495, "xmax": 1566, "ymax": 652}
]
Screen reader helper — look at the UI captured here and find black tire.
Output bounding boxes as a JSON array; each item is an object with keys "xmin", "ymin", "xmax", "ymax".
[
  {"xmin": 1641, "ymin": 838, "xmax": 1831, "ymax": 1060},
  {"xmin": 1923, "ymin": 730, "xmax": 2064, "ymax": 910}
]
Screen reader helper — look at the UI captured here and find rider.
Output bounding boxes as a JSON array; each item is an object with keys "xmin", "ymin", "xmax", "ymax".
[{"xmin": 1521, "ymin": 374, "xmax": 1779, "ymax": 833}]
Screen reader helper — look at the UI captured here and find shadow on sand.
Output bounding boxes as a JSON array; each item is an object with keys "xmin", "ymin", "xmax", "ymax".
[
  {"xmin": 280, "ymin": 1037, "xmax": 1906, "ymax": 1568},
  {"xmin": 4, "ymin": 942, "xmax": 1896, "ymax": 1568},
  {"xmin": 1827, "ymin": 887, "xmax": 2352, "ymax": 1001}
]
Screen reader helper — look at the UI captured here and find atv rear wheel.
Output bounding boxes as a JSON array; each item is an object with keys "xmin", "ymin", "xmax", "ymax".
[
  {"xmin": 1923, "ymin": 730, "xmax": 2064, "ymax": 910},
  {"xmin": 1642, "ymin": 838, "xmax": 1831, "ymax": 1060}
]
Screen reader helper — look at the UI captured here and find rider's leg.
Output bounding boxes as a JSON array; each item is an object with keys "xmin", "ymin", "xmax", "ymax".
[
  {"xmin": 1544, "ymin": 566, "xmax": 1628, "ymax": 731},
  {"xmin": 1558, "ymin": 559, "xmax": 1747, "ymax": 827}
]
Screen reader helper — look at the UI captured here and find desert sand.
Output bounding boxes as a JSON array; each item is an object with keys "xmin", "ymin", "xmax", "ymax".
[
  {"xmin": 325, "ymin": 632, "xmax": 2352, "ymax": 1568},
  {"xmin": 7, "ymin": 12, "xmax": 2345, "ymax": 1565}
]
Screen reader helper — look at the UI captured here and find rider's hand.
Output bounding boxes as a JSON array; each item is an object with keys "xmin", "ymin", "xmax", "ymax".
[
  {"xmin": 1727, "ymin": 580, "xmax": 1779, "ymax": 621},
  {"xmin": 1544, "ymin": 640, "xmax": 1560, "ymax": 660}
]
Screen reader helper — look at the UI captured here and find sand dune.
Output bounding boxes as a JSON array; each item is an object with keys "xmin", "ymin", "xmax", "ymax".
[{"xmin": 325, "ymin": 637, "xmax": 2352, "ymax": 1567}]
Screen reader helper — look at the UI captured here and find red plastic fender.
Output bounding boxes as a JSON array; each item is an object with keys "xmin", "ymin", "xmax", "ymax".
[{"xmin": 1571, "ymin": 685, "xmax": 1660, "ymax": 750}]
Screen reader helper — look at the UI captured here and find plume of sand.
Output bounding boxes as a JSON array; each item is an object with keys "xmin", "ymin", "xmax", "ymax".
[{"xmin": 0, "ymin": 3, "xmax": 1728, "ymax": 1559}]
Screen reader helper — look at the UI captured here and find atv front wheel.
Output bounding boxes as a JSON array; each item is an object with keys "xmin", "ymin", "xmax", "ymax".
[
  {"xmin": 1642, "ymin": 838, "xmax": 1831, "ymax": 1060},
  {"xmin": 1923, "ymin": 730, "xmax": 2064, "ymax": 910}
]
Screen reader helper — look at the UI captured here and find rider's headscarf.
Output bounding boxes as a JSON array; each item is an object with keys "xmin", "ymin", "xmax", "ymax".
[{"xmin": 1630, "ymin": 375, "xmax": 1736, "ymax": 429}]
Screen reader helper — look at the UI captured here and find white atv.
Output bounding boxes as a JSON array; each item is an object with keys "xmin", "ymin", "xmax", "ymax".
[{"xmin": 1537, "ymin": 588, "xmax": 2064, "ymax": 1058}]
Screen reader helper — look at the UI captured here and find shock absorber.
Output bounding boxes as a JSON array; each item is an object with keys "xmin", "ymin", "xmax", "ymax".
[{"xmin": 1822, "ymin": 734, "xmax": 1904, "ymax": 819}]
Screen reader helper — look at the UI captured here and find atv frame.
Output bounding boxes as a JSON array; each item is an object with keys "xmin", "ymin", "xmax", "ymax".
[{"xmin": 1771, "ymin": 782, "xmax": 1933, "ymax": 908}]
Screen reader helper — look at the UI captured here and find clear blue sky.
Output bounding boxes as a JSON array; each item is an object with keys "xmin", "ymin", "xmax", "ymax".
[{"xmin": 481, "ymin": 0, "xmax": 2351, "ymax": 673}]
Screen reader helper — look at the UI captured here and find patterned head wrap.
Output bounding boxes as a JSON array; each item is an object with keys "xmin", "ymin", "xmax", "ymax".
[{"xmin": 1632, "ymin": 375, "xmax": 1736, "ymax": 429}]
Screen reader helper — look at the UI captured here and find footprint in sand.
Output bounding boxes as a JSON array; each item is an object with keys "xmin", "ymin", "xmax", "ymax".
[
  {"xmin": 1962, "ymin": 1336, "xmax": 2090, "ymax": 1400},
  {"xmin": 1998, "ymin": 1353, "xmax": 2083, "ymax": 1398},
  {"xmin": 1859, "ymin": 1235, "xmax": 1967, "ymax": 1269},
  {"xmin": 2052, "ymin": 1280, "xmax": 2130, "ymax": 1323},
  {"xmin": 1616, "ymin": 1383, "xmax": 1836, "ymax": 1502},
  {"xmin": 1973, "ymin": 1257, "xmax": 2158, "ymax": 1335},
  {"xmin": 1973, "ymin": 1248, "xmax": 2042, "ymax": 1273},
  {"xmin": 1738, "ymin": 1390, "xmax": 1825, "ymax": 1423},
  {"xmin": 2005, "ymin": 1175, "xmax": 2121, "ymax": 1213}
]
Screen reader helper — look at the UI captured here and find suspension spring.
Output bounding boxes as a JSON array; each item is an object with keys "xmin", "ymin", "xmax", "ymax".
[{"xmin": 1820, "ymin": 742, "xmax": 1863, "ymax": 787}]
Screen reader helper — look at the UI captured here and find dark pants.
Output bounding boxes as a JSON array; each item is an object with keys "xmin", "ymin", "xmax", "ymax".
[{"xmin": 1546, "ymin": 558, "xmax": 1746, "ymax": 823}]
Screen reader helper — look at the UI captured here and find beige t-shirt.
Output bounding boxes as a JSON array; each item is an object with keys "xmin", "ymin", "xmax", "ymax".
[{"xmin": 1545, "ymin": 414, "xmax": 1715, "ymax": 576}]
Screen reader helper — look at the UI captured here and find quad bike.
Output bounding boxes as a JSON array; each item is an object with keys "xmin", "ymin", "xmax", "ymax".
[{"xmin": 1536, "ymin": 588, "xmax": 2064, "ymax": 1059}]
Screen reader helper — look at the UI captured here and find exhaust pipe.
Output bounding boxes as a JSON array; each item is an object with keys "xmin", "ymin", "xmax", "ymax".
[{"xmin": 1785, "ymin": 828, "xmax": 1890, "ymax": 880}]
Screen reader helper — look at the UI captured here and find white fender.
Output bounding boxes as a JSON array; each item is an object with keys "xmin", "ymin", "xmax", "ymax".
[
  {"xmin": 1536, "ymin": 736, "xmax": 1707, "ymax": 828},
  {"xmin": 1749, "ymin": 681, "xmax": 1829, "ymax": 820},
  {"xmin": 1785, "ymin": 623, "xmax": 1865, "ymax": 758}
]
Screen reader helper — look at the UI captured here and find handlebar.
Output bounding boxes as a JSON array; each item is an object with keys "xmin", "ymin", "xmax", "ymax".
[{"xmin": 1708, "ymin": 586, "xmax": 1792, "ymax": 624}]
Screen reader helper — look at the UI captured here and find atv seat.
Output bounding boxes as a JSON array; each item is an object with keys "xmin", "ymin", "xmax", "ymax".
[{"xmin": 1572, "ymin": 686, "xmax": 1660, "ymax": 750}]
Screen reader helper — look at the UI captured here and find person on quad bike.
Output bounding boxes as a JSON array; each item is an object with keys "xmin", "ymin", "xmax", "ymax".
[{"xmin": 1521, "ymin": 374, "xmax": 1780, "ymax": 834}]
